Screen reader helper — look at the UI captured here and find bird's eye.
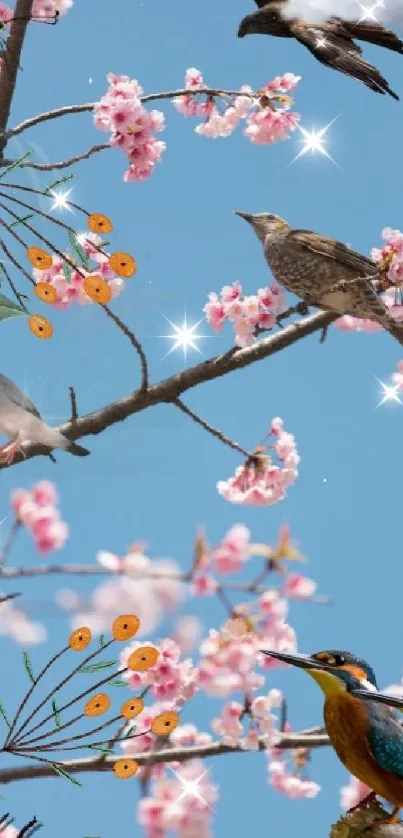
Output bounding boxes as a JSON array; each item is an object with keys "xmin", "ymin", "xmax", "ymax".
[{"xmin": 335, "ymin": 654, "xmax": 346, "ymax": 666}]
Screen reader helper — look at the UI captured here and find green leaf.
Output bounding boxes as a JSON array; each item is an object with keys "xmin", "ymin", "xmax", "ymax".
[
  {"xmin": 0, "ymin": 151, "xmax": 31, "ymax": 180},
  {"xmin": 67, "ymin": 229, "xmax": 89, "ymax": 268},
  {"xmin": 99, "ymin": 634, "xmax": 106, "ymax": 647},
  {"xmin": 109, "ymin": 680, "xmax": 127, "ymax": 687},
  {"xmin": 51, "ymin": 764, "xmax": 82, "ymax": 787},
  {"xmin": 0, "ymin": 698, "xmax": 10, "ymax": 727},
  {"xmin": 89, "ymin": 745, "xmax": 115, "ymax": 755},
  {"xmin": 62, "ymin": 261, "xmax": 72, "ymax": 284},
  {"xmin": 9, "ymin": 213, "xmax": 35, "ymax": 229},
  {"xmin": 23, "ymin": 650, "xmax": 35, "ymax": 683},
  {"xmin": 124, "ymin": 723, "xmax": 137, "ymax": 738},
  {"xmin": 0, "ymin": 292, "xmax": 27, "ymax": 323},
  {"xmin": 78, "ymin": 661, "xmax": 116, "ymax": 674},
  {"xmin": 45, "ymin": 174, "xmax": 74, "ymax": 193},
  {"xmin": 51, "ymin": 699, "xmax": 61, "ymax": 728}
]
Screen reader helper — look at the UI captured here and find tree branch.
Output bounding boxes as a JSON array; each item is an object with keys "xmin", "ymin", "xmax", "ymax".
[
  {"xmin": 0, "ymin": 0, "xmax": 34, "ymax": 149},
  {"xmin": 174, "ymin": 398, "xmax": 250, "ymax": 457},
  {"xmin": 0, "ymin": 143, "xmax": 111, "ymax": 171},
  {"xmin": 331, "ymin": 802, "xmax": 403, "ymax": 838},
  {"xmin": 0, "ymin": 730, "xmax": 329, "ymax": 784},
  {"xmin": 0, "ymin": 310, "xmax": 337, "ymax": 469}
]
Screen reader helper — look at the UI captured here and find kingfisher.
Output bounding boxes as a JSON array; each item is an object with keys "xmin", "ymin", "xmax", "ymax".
[{"xmin": 262, "ymin": 648, "xmax": 403, "ymax": 826}]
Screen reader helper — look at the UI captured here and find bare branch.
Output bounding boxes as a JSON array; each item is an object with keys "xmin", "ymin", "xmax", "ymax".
[
  {"xmin": 0, "ymin": 310, "xmax": 337, "ymax": 469},
  {"xmin": 0, "ymin": 730, "xmax": 329, "ymax": 784},
  {"xmin": 0, "ymin": 0, "xmax": 34, "ymax": 148},
  {"xmin": 174, "ymin": 398, "xmax": 250, "ymax": 457},
  {"xmin": 331, "ymin": 802, "xmax": 403, "ymax": 838},
  {"xmin": 0, "ymin": 143, "xmax": 111, "ymax": 171},
  {"xmin": 102, "ymin": 305, "xmax": 148, "ymax": 391}
]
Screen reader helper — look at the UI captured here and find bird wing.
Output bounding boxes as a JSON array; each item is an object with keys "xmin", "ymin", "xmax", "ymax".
[
  {"xmin": 365, "ymin": 700, "xmax": 403, "ymax": 779},
  {"xmin": 334, "ymin": 18, "xmax": 403, "ymax": 55},
  {"xmin": 288, "ymin": 20, "xmax": 398, "ymax": 98},
  {"xmin": 289, "ymin": 230, "xmax": 377, "ymax": 277},
  {"xmin": 0, "ymin": 374, "xmax": 42, "ymax": 419}
]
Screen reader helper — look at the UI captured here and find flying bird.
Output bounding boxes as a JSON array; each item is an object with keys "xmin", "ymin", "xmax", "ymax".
[
  {"xmin": 0, "ymin": 373, "xmax": 89, "ymax": 465},
  {"xmin": 235, "ymin": 210, "xmax": 403, "ymax": 347},
  {"xmin": 261, "ymin": 648, "xmax": 403, "ymax": 827},
  {"xmin": 237, "ymin": 0, "xmax": 403, "ymax": 98}
]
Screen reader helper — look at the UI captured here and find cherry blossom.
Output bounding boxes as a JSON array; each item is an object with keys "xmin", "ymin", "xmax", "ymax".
[
  {"xmin": 213, "ymin": 523, "xmax": 251, "ymax": 575},
  {"xmin": 217, "ymin": 418, "xmax": 299, "ymax": 506},
  {"xmin": 340, "ymin": 776, "xmax": 371, "ymax": 811},
  {"xmin": 94, "ymin": 73, "xmax": 165, "ymax": 182},
  {"xmin": 11, "ymin": 480, "xmax": 68, "ymax": 554},
  {"xmin": 268, "ymin": 757, "xmax": 321, "ymax": 799},
  {"xmin": 174, "ymin": 69, "xmax": 300, "ymax": 146},
  {"xmin": 32, "ymin": 0, "xmax": 72, "ymax": 15},
  {"xmin": 204, "ymin": 280, "xmax": 285, "ymax": 347},
  {"xmin": 119, "ymin": 637, "xmax": 198, "ymax": 702}
]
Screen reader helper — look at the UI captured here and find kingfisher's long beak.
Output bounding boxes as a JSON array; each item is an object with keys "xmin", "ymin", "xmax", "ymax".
[
  {"xmin": 234, "ymin": 210, "xmax": 253, "ymax": 223},
  {"xmin": 260, "ymin": 649, "xmax": 330, "ymax": 671},
  {"xmin": 351, "ymin": 688, "xmax": 403, "ymax": 712}
]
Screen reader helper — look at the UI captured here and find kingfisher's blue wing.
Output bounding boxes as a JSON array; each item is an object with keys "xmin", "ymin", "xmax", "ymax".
[{"xmin": 366, "ymin": 700, "xmax": 403, "ymax": 778}]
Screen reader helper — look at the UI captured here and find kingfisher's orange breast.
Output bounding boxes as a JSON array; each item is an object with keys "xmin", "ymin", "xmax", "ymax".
[{"xmin": 324, "ymin": 693, "xmax": 403, "ymax": 806}]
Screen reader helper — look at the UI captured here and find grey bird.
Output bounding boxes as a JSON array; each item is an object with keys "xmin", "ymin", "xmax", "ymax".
[
  {"xmin": 0, "ymin": 373, "xmax": 89, "ymax": 465},
  {"xmin": 237, "ymin": 0, "xmax": 403, "ymax": 99},
  {"xmin": 235, "ymin": 211, "xmax": 403, "ymax": 347}
]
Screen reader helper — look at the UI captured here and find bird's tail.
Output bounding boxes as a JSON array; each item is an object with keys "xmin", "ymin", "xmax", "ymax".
[
  {"xmin": 347, "ymin": 21, "xmax": 403, "ymax": 54},
  {"xmin": 62, "ymin": 438, "xmax": 90, "ymax": 457}
]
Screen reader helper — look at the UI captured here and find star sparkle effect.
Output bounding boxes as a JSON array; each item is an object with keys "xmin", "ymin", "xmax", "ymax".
[
  {"xmin": 374, "ymin": 377, "xmax": 403, "ymax": 409},
  {"xmin": 167, "ymin": 766, "xmax": 213, "ymax": 811},
  {"xmin": 289, "ymin": 115, "xmax": 342, "ymax": 169},
  {"xmin": 158, "ymin": 313, "xmax": 210, "ymax": 365},
  {"xmin": 358, "ymin": 2, "xmax": 384, "ymax": 23},
  {"xmin": 48, "ymin": 187, "xmax": 74, "ymax": 213}
]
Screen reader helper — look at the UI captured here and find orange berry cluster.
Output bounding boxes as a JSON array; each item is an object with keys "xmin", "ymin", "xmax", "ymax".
[{"xmin": 68, "ymin": 614, "xmax": 179, "ymax": 780}]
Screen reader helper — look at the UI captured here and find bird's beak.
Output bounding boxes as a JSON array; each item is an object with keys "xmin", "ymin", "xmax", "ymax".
[
  {"xmin": 234, "ymin": 210, "xmax": 253, "ymax": 223},
  {"xmin": 260, "ymin": 649, "xmax": 330, "ymax": 671},
  {"xmin": 351, "ymin": 688, "xmax": 403, "ymax": 712}
]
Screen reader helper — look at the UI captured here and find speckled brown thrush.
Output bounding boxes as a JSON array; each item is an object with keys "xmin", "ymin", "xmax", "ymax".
[{"xmin": 235, "ymin": 211, "xmax": 403, "ymax": 347}]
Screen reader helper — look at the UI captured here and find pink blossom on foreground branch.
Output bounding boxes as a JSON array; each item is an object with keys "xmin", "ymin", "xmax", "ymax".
[
  {"xmin": 204, "ymin": 280, "xmax": 285, "ymax": 347},
  {"xmin": 32, "ymin": 0, "xmax": 72, "ymax": 16},
  {"xmin": 217, "ymin": 418, "xmax": 299, "ymax": 506},
  {"xmin": 11, "ymin": 480, "xmax": 68, "ymax": 554},
  {"xmin": 174, "ymin": 68, "xmax": 300, "ymax": 144},
  {"xmin": 336, "ymin": 227, "xmax": 403, "ymax": 333},
  {"xmin": 94, "ymin": 73, "xmax": 165, "ymax": 182},
  {"xmin": 137, "ymin": 758, "xmax": 218, "ymax": 837}
]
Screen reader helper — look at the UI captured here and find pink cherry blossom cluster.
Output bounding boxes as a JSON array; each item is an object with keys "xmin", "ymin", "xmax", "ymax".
[
  {"xmin": 11, "ymin": 480, "xmax": 68, "ymax": 554},
  {"xmin": 31, "ymin": 231, "xmax": 124, "ymax": 309},
  {"xmin": 0, "ymin": 825, "xmax": 19, "ymax": 838},
  {"xmin": 120, "ymin": 637, "xmax": 198, "ymax": 703},
  {"xmin": 32, "ymin": 0, "xmax": 72, "ymax": 16},
  {"xmin": 336, "ymin": 227, "xmax": 403, "ymax": 333},
  {"xmin": 211, "ymin": 691, "xmax": 282, "ymax": 749},
  {"xmin": 138, "ymin": 757, "xmax": 218, "ymax": 837},
  {"xmin": 94, "ymin": 73, "xmax": 165, "ymax": 182},
  {"xmin": 174, "ymin": 68, "xmax": 300, "ymax": 144},
  {"xmin": 268, "ymin": 754, "xmax": 321, "ymax": 799},
  {"xmin": 204, "ymin": 280, "xmax": 286, "ymax": 347},
  {"xmin": 217, "ymin": 418, "xmax": 300, "ymax": 506}
]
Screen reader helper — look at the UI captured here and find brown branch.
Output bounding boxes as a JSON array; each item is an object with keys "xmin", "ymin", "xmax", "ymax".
[
  {"xmin": 174, "ymin": 398, "xmax": 250, "ymax": 457},
  {"xmin": 102, "ymin": 305, "xmax": 148, "ymax": 391},
  {"xmin": 0, "ymin": 143, "xmax": 111, "ymax": 171},
  {"xmin": 0, "ymin": 309, "xmax": 337, "ymax": 469},
  {"xmin": 2, "ymin": 87, "xmax": 261, "ymax": 143},
  {"xmin": 0, "ymin": 730, "xmax": 329, "ymax": 785},
  {"xmin": 331, "ymin": 802, "xmax": 403, "ymax": 837},
  {"xmin": 0, "ymin": 0, "xmax": 34, "ymax": 149}
]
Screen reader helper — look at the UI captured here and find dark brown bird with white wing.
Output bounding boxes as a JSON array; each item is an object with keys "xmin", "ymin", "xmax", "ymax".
[
  {"xmin": 235, "ymin": 211, "xmax": 403, "ymax": 348},
  {"xmin": 237, "ymin": 0, "xmax": 403, "ymax": 99}
]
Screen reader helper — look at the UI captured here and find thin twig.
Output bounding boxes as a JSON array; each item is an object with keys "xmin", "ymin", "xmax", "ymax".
[
  {"xmin": 0, "ymin": 519, "xmax": 21, "ymax": 566},
  {"xmin": 0, "ymin": 143, "xmax": 111, "ymax": 171},
  {"xmin": 173, "ymin": 398, "xmax": 250, "ymax": 457},
  {"xmin": 0, "ymin": 730, "xmax": 329, "ymax": 785},
  {"xmin": 69, "ymin": 387, "xmax": 78, "ymax": 422},
  {"xmin": 102, "ymin": 304, "xmax": 149, "ymax": 391}
]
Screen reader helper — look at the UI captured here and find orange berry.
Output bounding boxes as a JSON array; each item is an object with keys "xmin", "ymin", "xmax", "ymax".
[
  {"xmin": 28, "ymin": 314, "xmax": 53, "ymax": 339},
  {"xmin": 109, "ymin": 252, "xmax": 136, "ymax": 278},
  {"xmin": 34, "ymin": 282, "xmax": 57, "ymax": 304},
  {"xmin": 112, "ymin": 614, "xmax": 140, "ymax": 642},
  {"xmin": 84, "ymin": 693, "xmax": 110, "ymax": 717},
  {"xmin": 69, "ymin": 626, "xmax": 92, "ymax": 651},
  {"xmin": 87, "ymin": 213, "xmax": 113, "ymax": 234},
  {"xmin": 121, "ymin": 697, "xmax": 144, "ymax": 720},
  {"xmin": 113, "ymin": 758, "xmax": 138, "ymax": 779},
  {"xmin": 127, "ymin": 646, "xmax": 159, "ymax": 672},
  {"xmin": 151, "ymin": 711, "xmax": 179, "ymax": 737},
  {"xmin": 83, "ymin": 274, "xmax": 112, "ymax": 304},
  {"xmin": 26, "ymin": 246, "xmax": 52, "ymax": 270}
]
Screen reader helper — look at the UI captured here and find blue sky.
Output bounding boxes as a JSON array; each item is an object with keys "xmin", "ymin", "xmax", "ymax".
[{"xmin": 1, "ymin": 1, "xmax": 403, "ymax": 836}]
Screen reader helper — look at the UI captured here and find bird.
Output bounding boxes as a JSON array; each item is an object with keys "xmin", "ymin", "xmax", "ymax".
[
  {"xmin": 235, "ymin": 210, "xmax": 403, "ymax": 348},
  {"xmin": 261, "ymin": 647, "xmax": 403, "ymax": 827},
  {"xmin": 237, "ymin": 0, "xmax": 403, "ymax": 99},
  {"xmin": 0, "ymin": 373, "xmax": 89, "ymax": 465}
]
